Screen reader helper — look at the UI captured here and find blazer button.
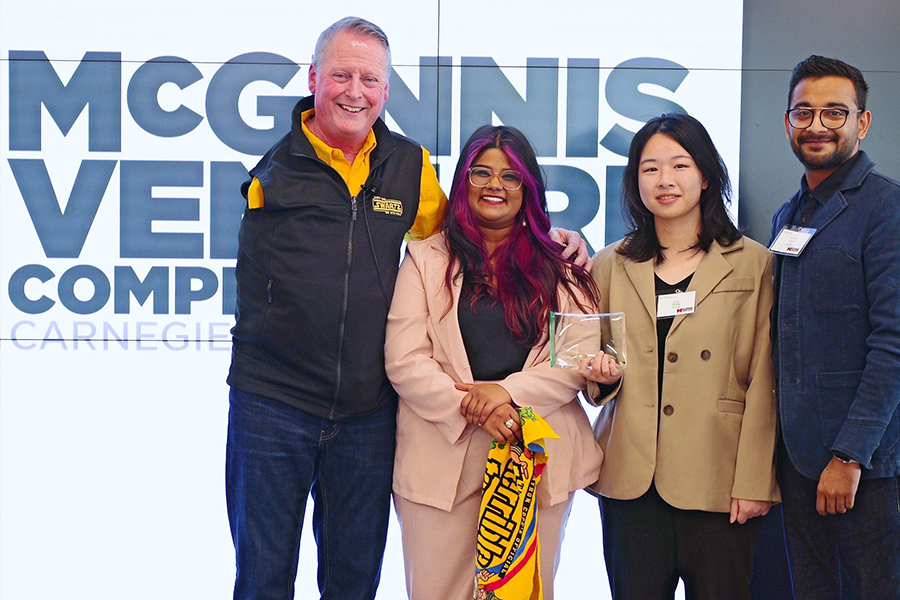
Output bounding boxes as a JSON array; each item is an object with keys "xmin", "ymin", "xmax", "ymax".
[
  {"xmin": 667, "ymin": 352, "xmax": 678, "ymax": 363},
  {"xmin": 663, "ymin": 405, "xmax": 674, "ymax": 416},
  {"xmin": 701, "ymin": 350, "xmax": 711, "ymax": 360}
]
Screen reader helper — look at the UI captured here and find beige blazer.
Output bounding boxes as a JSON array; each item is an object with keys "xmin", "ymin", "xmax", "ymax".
[
  {"xmin": 587, "ymin": 237, "xmax": 779, "ymax": 513},
  {"xmin": 385, "ymin": 233, "xmax": 604, "ymax": 512}
]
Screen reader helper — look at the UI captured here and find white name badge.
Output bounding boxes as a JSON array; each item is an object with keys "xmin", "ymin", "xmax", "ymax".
[
  {"xmin": 657, "ymin": 291, "xmax": 696, "ymax": 319},
  {"xmin": 768, "ymin": 225, "xmax": 816, "ymax": 256}
]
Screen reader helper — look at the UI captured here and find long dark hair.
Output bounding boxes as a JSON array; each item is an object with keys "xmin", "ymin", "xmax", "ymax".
[
  {"xmin": 619, "ymin": 113, "xmax": 740, "ymax": 263},
  {"xmin": 443, "ymin": 125, "xmax": 599, "ymax": 346}
]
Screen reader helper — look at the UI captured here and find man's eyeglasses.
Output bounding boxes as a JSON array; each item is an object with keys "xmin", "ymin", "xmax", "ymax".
[
  {"xmin": 467, "ymin": 167, "xmax": 524, "ymax": 191},
  {"xmin": 786, "ymin": 107, "xmax": 862, "ymax": 130}
]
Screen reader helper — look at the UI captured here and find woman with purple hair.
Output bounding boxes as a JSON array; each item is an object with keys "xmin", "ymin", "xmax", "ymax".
[{"xmin": 384, "ymin": 125, "xmax": 605, "ymax": 599}]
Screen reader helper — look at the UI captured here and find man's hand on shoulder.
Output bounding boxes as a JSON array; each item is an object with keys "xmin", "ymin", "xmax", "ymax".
[
  {"xmin": 550, "ymin": 227, "xmax": 591, "ymax": 270},
  {"xmin": 816, "ymin": 457, "xmax": 862, "ymax": 515}
]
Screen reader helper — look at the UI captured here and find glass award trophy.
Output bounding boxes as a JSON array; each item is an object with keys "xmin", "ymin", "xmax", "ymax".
[{"xmin": 549, "ymin": 312, "xmax": 627, "ymax": 370}]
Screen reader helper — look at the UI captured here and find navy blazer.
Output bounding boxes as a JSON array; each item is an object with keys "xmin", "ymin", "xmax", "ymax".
[{"xmin": 770, "ymin": 151, "xmax": 900, "ymax": 480}]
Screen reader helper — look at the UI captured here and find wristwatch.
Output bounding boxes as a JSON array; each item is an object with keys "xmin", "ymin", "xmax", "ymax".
[{"xmin": 833, "ymin": 451, "xmax": 858, "ymax": 464}]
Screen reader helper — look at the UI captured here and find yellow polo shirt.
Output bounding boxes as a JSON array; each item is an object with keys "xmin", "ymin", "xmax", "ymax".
[{"xmin": 246, "ymin": 109, "xmax": 446, "ymax": 241}]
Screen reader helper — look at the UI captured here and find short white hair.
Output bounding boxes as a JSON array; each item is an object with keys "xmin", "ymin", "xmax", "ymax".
[{"xmin": 311, "ymin": 16, "xmax": 392, "ymax": 78}]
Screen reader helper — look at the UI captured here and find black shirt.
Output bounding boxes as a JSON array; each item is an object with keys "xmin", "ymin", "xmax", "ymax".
[
  {"xmin": 656, "ymin": 272, "xmax": 694, "ymax": 404},
  {"xmin": 458, "ymin": 282, "xmax": 530, "ymax": 381}
]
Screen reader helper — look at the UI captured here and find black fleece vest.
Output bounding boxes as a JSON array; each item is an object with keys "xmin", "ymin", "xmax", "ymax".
[{"xmin": 228, "ymin": 96, "xmax": 423, "ymax": 420}]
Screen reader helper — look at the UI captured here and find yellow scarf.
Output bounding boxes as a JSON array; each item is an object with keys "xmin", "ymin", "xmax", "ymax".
[{"xmin": 475, "ymin": 407, "xmax": 559, "ymax": 600}]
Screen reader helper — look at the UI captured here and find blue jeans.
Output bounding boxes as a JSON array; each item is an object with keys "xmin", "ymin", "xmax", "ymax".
[
  {"xmin": 226, "ymin": 387, "xmax": 396, "ymax": 600},
  {"xmin": 779, "ymin": 445, "xmax": 900, "ymax": 600}
]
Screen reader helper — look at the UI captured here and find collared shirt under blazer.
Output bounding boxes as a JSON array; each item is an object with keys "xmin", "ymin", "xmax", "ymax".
[
  {"xmin": 588, "ymin": 237, "xmax": 779, "ymax": 513},
  {"xmin": 385, "ymin": 233, "xmax": 604, "ymax": 512}
]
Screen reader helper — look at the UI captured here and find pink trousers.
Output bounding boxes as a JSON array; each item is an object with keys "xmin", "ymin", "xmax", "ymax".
[{"xmin": 394, "ymin": 429, "xmax": 575, "ymax": 600}]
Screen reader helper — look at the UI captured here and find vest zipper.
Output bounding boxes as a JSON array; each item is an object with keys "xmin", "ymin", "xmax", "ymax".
[{"xmin": 330, "ymin": 193, "xmax": 359, "ymax": 418}]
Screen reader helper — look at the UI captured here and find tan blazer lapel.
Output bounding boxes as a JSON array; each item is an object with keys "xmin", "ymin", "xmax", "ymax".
[
  {"xmin": 668, "ymin": 239, "xmax": 738, "ymax": 336},
  {"xmin": 622, "ymin": 255, "xmax": 657, "ymax": 324}
]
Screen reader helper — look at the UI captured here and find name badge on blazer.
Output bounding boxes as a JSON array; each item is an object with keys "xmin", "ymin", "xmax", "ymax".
[
  {"xmin": 657, "ymin": 291, "xmax": 696, "ymax": 319},
  {"xmin": 768, "ymin": 225, "xmax": 816, "ymax": 256}
]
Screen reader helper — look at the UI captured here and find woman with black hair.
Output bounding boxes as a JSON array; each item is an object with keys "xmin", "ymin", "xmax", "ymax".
[{"xmin": 581, "ymin": 113, "xmax": 779, "ymax": 600}]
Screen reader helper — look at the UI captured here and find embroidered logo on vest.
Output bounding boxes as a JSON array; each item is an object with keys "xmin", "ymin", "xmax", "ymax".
[{"xmin": 372, "ymin": 196, "xmax": 403, "ymax": 217}]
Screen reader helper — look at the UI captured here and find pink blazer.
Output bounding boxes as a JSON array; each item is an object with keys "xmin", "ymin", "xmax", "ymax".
[{"xmin": 385, "ymin": 233, "xmax": 604, "ymax": 512}]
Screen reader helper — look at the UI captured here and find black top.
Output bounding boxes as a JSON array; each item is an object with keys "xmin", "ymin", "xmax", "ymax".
[
  {"xmin": 656, "ymin": 272, "xmax": 694, "ymax": 404},
  {"xmin": 458, "ymin": 281, "xmax": 531, "ymax": 381}
]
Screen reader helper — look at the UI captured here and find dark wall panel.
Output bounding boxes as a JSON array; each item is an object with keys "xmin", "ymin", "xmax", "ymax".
[{"xmin": 740, "ymin": 0, "xmax": 900, "ymax": 243}]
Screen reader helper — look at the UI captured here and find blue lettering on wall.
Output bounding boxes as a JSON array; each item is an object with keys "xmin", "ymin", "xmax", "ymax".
[
  {"xmin": 206, "ymin": 52, "xmax": 301, "ymax": 155},
  {"xmin": 114, "ymin": 266, "xmax": 169, "ymax": 314},
  {"xmin": 384, "ymin": 56, "xmax": 452, "ymax": 156},
  {"xmin": 460, "ymin": 57, "xmax": 559, "ymax": 156},
  {"xmin": 566, "ymin": 58, "xmax": 600, "ymax": 158},
  {"xmin": 605, "ymin": 165, "xmax": 627, "ymax": 243},
  {"xmin": 210, "ymin": 161, "xmax": 249, "ymax": 260},
  {"xmin": 174, "ymin": 267, "xmax": 218, "ymax": 314},
  {"xmin": 9, "ymin": 50, "xmax": 121, "ymax": 151},
  {"xmin": 600, "ymin": 57, "xmax": 688, "ymax": 156},
  {"xmin": 9, "ymin": 159, "xmax": 116, "ymax": 258},
  {"xmin": 119, "ymin": 160, "xmax": 204, "ymax": 258},
  {"xmin": 545, "ymin": 165, "xmax": 601, "ymax": 254},
  {"xmin": 222, "ymin": 266, "xmax": 236, "ymax": 317},
  {"xmin": 127, "ymin": 56, "xmax": 204, "ymax": 138},
  {"xmin": 58, "ymin": 264, "xmax": 110, "ymax": 314},
  {"xmin": 8, "ymin": 264, "xmax": 238, "ymax": 316},
  {"xmin": 8, "ymin": 264, "xmax": 56, "ymax": 314}
]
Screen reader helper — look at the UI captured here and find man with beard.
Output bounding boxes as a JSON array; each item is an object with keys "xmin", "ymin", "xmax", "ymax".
[{"xmin": 769, "ymin": 55, "xmax": 900, "ymax": 599}]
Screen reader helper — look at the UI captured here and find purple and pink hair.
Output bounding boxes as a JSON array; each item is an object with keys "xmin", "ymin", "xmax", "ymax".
[
  {"xmin": 442, "ymin": 125, "xmax": 598, "ymax": 346},
  {"xmin": 444, "ymin": 126, "xmax": 552, "ymax": 248}
]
